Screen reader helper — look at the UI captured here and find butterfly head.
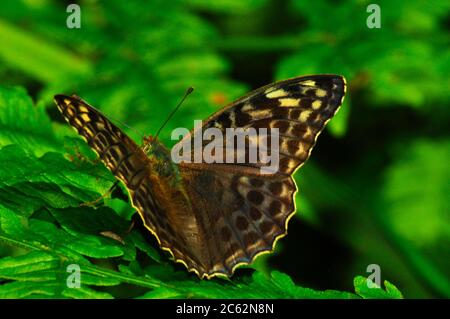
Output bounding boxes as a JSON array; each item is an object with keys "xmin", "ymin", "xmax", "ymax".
[
  {"xmin": 142, "ymin": 135, "xmax": 179, "ymax": 179},
  {"xmin": 143, "ymin": 134, "xmax": 153, "ymax": 145},
  {"xmin": 142, "ymin": 134, "xmax": 156, "ymax": 154}
]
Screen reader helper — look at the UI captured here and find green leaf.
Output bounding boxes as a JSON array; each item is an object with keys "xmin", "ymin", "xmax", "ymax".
[
  {"xmin": 0, "ymin": 20, "xmax": 91, "ymax": 83},
  {"xmin": 142, "ymin": 271, "xmax": 360, "ymax": 299},
  {"xmin": 0, "ymin": 86, "xmax": 61, "ymax": 156},
  {"xmin": 280, "ymin": 1, "xmax": 450, "ymax": 109},
  {"xmin": 354, "ymin": 276, "xmax": 403, "ymax": 299},
  {"xmin": 382, "ymin": 140, "xmax": 450, "ymax": 246},
  {"xmin": 0, "ymin": 251, "xmax": 58, "ymax": 281},
  {"xmin": 0, "ymin": 281, "xmax": 57, "ymax": 299},
  {"xmin": 0, "ymin": 250, "xmax": 118, "ymax": 298},
  {"xmin": 138, "ymin": 287, "xmax": 184, "ymax": 299},
  {"xmin": 0, "ymin": 144, "xmax": 113, "ymax": 216},
  {"xmin": 380, "ymin": 139, "xmax": 450, "ymax": 297},
  {"xmin": 183, "ymin": 0, "xmax": 268, "ymax": 13},
  {"xmin": 328, "ymin": 97, "xmax": 350, "ymax": 137}
]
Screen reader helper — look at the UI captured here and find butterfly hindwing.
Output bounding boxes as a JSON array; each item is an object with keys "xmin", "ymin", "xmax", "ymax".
[{"xmin": 180, "ymin": 167, "xmax": 296, "ymax": 277}]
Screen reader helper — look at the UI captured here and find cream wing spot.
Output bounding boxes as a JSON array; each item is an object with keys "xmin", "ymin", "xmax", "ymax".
[
  {"xmin": 241, "ymin": 103, "xmax": 254, "ymax": 112},
  {"xmin": 80, "ymin": 113, "xmax": 91, "ymax": 123},
  {"xmin": 266, "ymin": 89, "xmax": 289, "ymax": 99},
  {"xmin": 286, "ymin": 122, "xmax": 296, "ymax": 135},
  {"xmin": 303, "ymin": 127, "xmax": 313, "ymax": 141},
  {"xmin": 316, "ymin": 89, "xmax": 327, "ymax": 97},
  {"xmin": 295, "ymin": 144, "xmax": 305, "ymax": 157},
  {"xmin": 248, "ymin": 109, "xmax": 272, "ymax": 119},
  {"xmin": 279, "ymin": 98, "xmax": 300, "ymax": 107},
  {"xmin": 78, "ymin": 106, "xmax": 89, "ymax": 113},
  {"xmin": 84, "ymin": 128, "xmax": 95, "ymax": 139},
  {"xmin": 66, "ymin": 107, "xmax": 75, "ymax": 117},
  {"xmin": 73, "ymin": 117, "xmax": 83, "ymax": 127},
  {"xmin": 95, "ymin": 122, "xmax": 106, "ymax": 130},
  {"xmin": 301, "ymin": 80, "xmax": 316, "ymax": 86},
  {"xmin": 299, "ymin": 110, "xmax": 312, "ymax": 122},
  {"xmin": 229, "ymin": 111, "xmax": 236, "ymax": 127},
  {"xmin": 312, "ymin": 100, "xmax": 322, "ymax": 110}
]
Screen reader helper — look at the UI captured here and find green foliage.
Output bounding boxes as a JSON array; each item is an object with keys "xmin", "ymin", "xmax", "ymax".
[
  {"xmin": 382, "ymin": 140, "xmax": 449, "ymax": 247},
  {"xmin": 0, "ymin": 86, "xmax": 60, "ymax": 156},
  {"xmin": 353, "ymin": 276, "xmax": 403, "ymax": 299},
  {"xmin": 278, "ymin": 0, "xmax": 449, "ymax": 133},
  {"xmin": 0, "ymin": 85, "xmax": 400, "ymax": 299},
  {"xmin": 0, "ymin": 0, "xmax": 448, "ymax": 299}
]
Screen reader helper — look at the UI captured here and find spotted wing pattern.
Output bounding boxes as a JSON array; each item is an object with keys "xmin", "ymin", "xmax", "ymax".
[
  {"xmin": 178, "ymin": 75, "xmax": 346, "ymax": 175},
  {"xmin": 54, "ymin": 95, "xmax": 199, "ymax": 269}
]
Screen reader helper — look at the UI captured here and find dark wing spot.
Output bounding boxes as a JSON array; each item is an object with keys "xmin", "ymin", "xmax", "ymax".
[
  {"xmin": 269, "ymin": 200, "xmax": 282, "ymax": 216},
  {"xmin": 291, "ymin": 123, "xmax": 308, "ymax": 136},
  {"xmin": 249, "ymin": 207, "xmax": 262, "ymax": 221},
  {"xmin": 247, "ymin": 190, "xmax": 264, "ymax": 205},
  {"xmin": 271, "ymin": 120, "xmax": 290, "ymax": 134},
  {"xmin": 235, "ymin": 216, "xmax": 249, "ymax": 231},
  {"xmin": 289, "ymin": 109, "xmax": 303, "ymax": 121},
  {"xmin": 243, "ymin": 231, "xmax": 260, "ymax": 248},
  {"xmin": 221, "ymin": 227, "xmax": 232, "ymax": 242},
  {"xmin": 269, "ymin": 182, "xmax": 283, "ymax": 196},
  {"xmin": 287, "ymin": 139, "xmax": 299, "ymax": 155},
  {"xmin": 249, "ymin": 178, "xmax": 264, "ymax": 188},
  {"xmin": 260, "ymin": 220, "xmax": 274, "ymax": 234},
  {"xmin": 218, "ymin": 112, "xmax": 231, "ymax": 128},
  {"xmin": 299, "ymin": 98, "xmax": 312, "ymax": 108}
]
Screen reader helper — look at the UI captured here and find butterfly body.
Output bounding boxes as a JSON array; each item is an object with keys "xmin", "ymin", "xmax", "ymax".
[
  {"xmin": 54, "ymin": 74, "xmax": 346, "ymax": 279},
  {"xmin": 144, "ymin": 138, "xmax": 181, "ymax": 181}
]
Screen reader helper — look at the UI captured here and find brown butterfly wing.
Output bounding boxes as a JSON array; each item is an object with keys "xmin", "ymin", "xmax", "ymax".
[
  {"xmin": 54, "ymin": 95, "xmax": 204, "ymax": 272},
  {"xmin": 180, "ymin": 167, "xmax": 296, "ymax": 278},
  {"xmin": 176, "ymin": 75, "xmax": 346, "ymax": 277},
  {"xmin": 177, "ymin": 75, "xmax": 346, "ymax": 175}
]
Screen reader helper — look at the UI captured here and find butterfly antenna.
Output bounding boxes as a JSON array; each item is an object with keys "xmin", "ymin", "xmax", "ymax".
[{"xmin": 154, "ymin": 87, "xmax": 194, "ymax": 139}]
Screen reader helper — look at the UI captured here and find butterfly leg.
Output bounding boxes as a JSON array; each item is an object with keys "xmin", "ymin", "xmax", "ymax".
[
  {"xmin": 126, "ymin": 219, "xmax": 135, "ymax": 233},
  {"xmin": 80, "ymin": 180, "xmax": 120, "ymax": 207},
  {"xmin": 98, "ymin": 219, "xmax": 135, "ymax": 245}
]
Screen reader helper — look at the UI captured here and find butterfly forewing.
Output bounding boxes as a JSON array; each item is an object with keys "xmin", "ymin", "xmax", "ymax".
[
  {"xmin": 54, "ymin": 95, "xmax": 203, "ymax": 271},
  {"xmin": 178, "ymin": 75, "xmax": 345, "ymax": 175},
  {"xmin": 54, "ymin": 95, "xmax": 149, "ymax": 188}
]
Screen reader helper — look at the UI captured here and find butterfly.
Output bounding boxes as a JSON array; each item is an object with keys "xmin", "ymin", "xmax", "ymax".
[{"xmin": 54, "ymin": 74, "xmax": 346, "ymax": 279}]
